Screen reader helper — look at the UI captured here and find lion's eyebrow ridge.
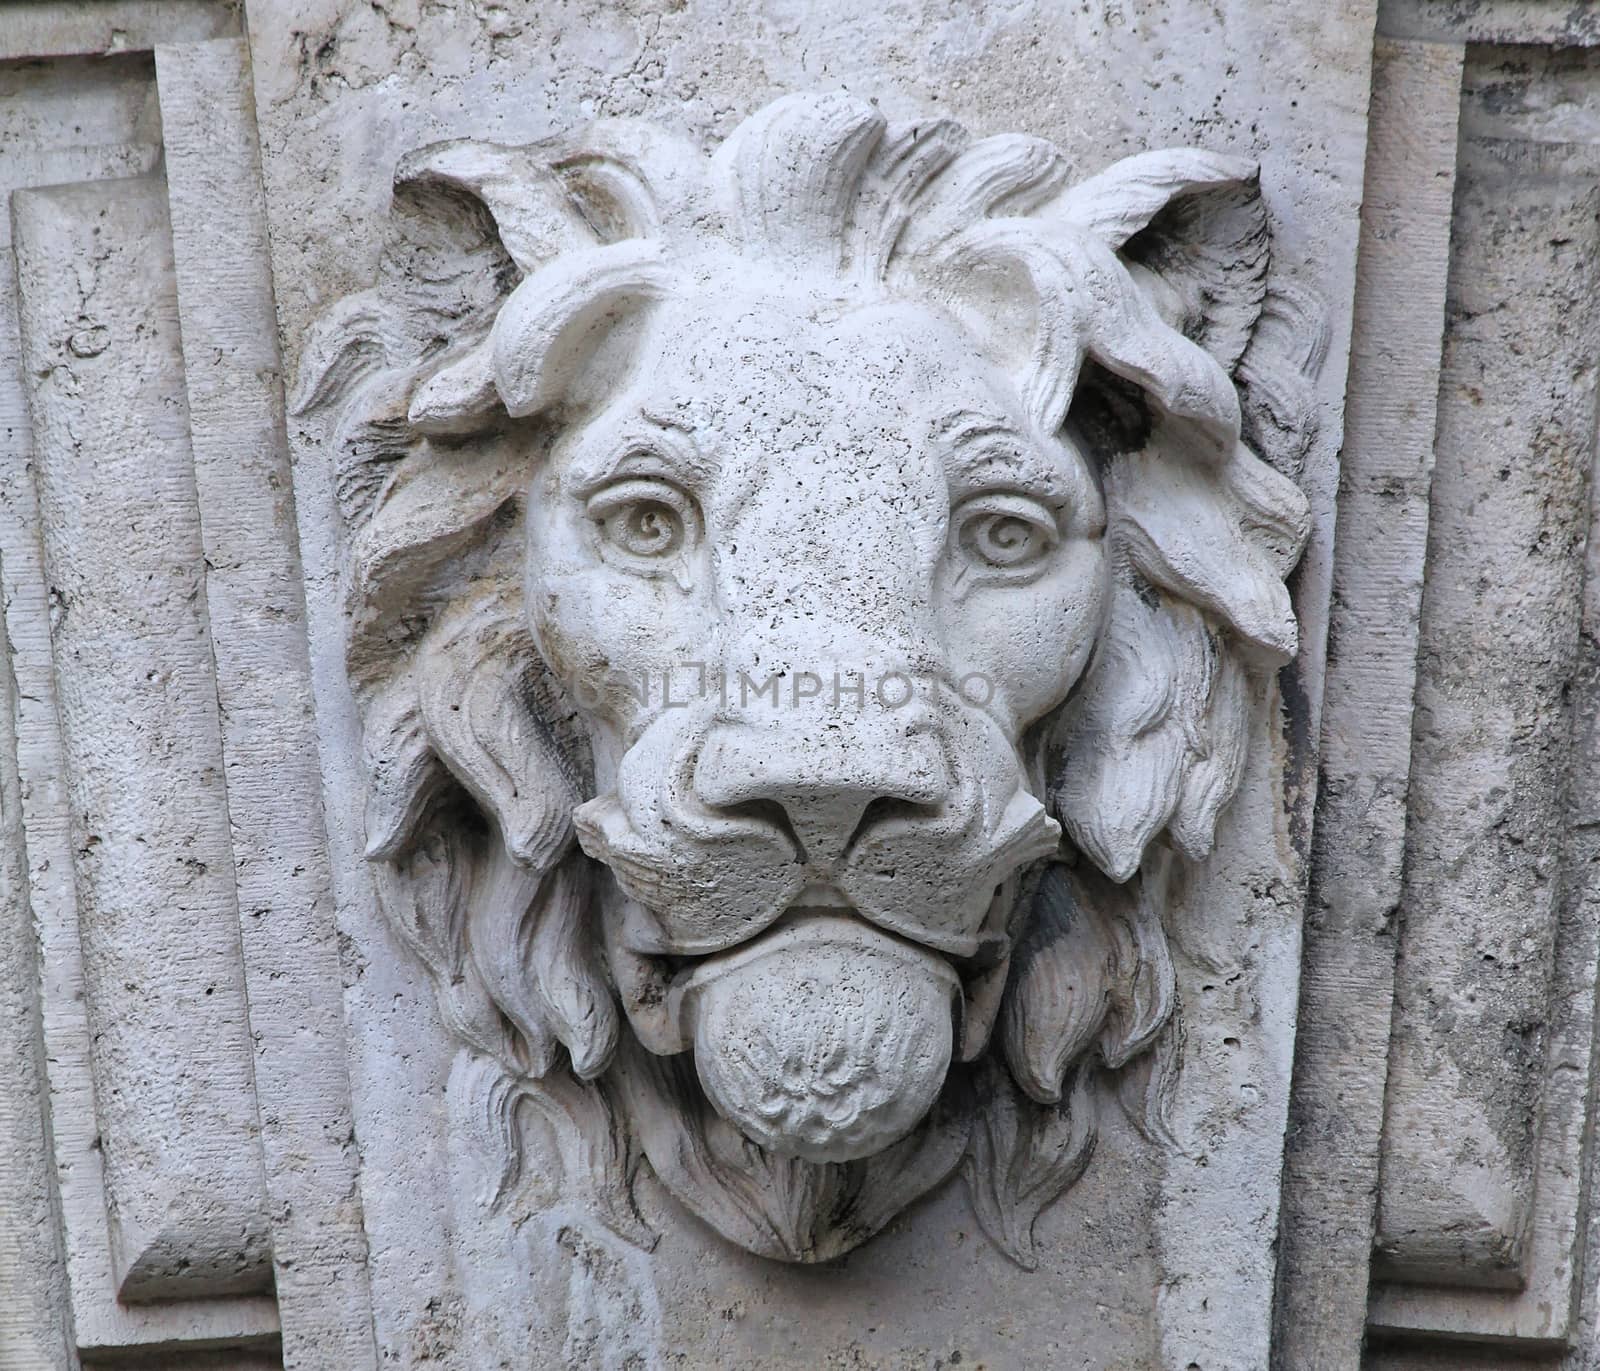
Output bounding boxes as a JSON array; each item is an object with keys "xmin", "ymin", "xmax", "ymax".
[
  {"xmin": 566, "ymin": 408, "xmax": 713, "ymax": 494},
  {"xmin": 934, "ymin": 407, "xmax": 1103, "ymax": 528},
  {"xmin": 933, "ymin": 407, "xmax": 1019, "ymax": 447},
  {"xmin": 938, "ymin": 408, "xmax": 1059, "ymax": 488}
]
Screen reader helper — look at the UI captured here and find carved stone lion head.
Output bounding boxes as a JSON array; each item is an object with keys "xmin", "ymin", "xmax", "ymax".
[{"xmin": 293, "ymin": 92, "xmax": 1312, "ymax": 1266}]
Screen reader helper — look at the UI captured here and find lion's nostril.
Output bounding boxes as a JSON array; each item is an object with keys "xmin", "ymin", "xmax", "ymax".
[
  {"xmin": 844, "ymin": 795, "xmax": 942, "ymax": 862},
  {"xmin": 713, "ymin": 797, "xmax": 810, "ymax": 864}
]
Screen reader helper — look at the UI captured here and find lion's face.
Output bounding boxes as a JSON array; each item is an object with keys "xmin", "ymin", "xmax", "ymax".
[{"xmin": 525, "ymin": 287, "xmax": 1105, "ymax": 1159}]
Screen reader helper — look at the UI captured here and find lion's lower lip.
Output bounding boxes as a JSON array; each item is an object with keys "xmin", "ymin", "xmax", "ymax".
[
  {"xmin": 677, "ymin": 911, "xmax": 963, "ymax": 998},
  {"xmin": 622, "ymin": 903, "xmax": 965, "ymax": 1051}
]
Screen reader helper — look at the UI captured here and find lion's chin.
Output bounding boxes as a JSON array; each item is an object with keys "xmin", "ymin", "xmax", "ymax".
[{"xmin": 678, "ymin": 915, "xmax": 961, "ymax": 1164}]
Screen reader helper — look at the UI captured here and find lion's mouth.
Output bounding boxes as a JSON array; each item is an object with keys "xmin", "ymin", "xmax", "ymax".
[
  {"xmin": 576, "ymin": 779, "xmax": 1058, "ymax": 960},
  {"xmin": 604, "ymin": 886, "xmax": 1022, "ymax": 1162}
]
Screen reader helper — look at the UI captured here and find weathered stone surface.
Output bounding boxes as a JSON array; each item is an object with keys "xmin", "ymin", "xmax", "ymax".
[
  {"xmin": 0, "ymin": 559, "xmax": 73, "ymax": 1371},
  {"xmin": 20, "ymin": 1, "xmax": 1600, "ymax": 1368},
  {"xmin": 240, "ymin": 2, "xmax": 1374, "ymax": 1366},
  {"xmin": 0, "ymin": 0, "xmax": 234, "ymax": 62},
  {"xmin": 1363, "ymin": 44, "xmax": 1600, "ymax": 1357},
  {"xmin": 1272, "ymin": 35, "xmax": 1464, "ymax": 1369},
  {"xmin": 15, "ymin": 166, "xmax": 274, "ymax": 1304},
  {"xmin": 1376, "ymin": 131, "xmax": 1598, "ymax": 1294},
  {"xmin": 1284, "ymin": 25, "xmax": 1600, "ymax": 1366},
  {"xmin": 0, "ymin": 32, "xmax": 281, "ymax": 1357},
  {"xmin": 0, "ymin": 11, "xmax": 363, "ymax": 1367},
  {"xmin": 156, "ymin": 36, "xmax": 379, "ymax": 1368}
]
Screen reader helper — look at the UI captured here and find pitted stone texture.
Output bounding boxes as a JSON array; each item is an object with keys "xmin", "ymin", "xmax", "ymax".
[
  {"xmin": 249, "ymin": 0, "xmax": 1377, "ymax": 1359},
  {"xmin": 13, "ymin": 173, "xmax": 273, "ymax": 1303},
  {"xmin": 293, "ymin": 88, "xmax": 1307, "ymax": 1275},
  {"xmin": 0, "ymin": 18, "xmax": 371, "ymax": 1367}
]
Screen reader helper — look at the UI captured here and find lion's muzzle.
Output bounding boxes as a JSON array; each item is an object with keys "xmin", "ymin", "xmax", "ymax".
[{"xmin": 574, "ymin": 684, "xmax": 1060, "ymax": 959}]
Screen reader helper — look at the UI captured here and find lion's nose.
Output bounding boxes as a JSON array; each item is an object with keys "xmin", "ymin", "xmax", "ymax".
[{"xmin": 693, "ymin": 709, "xmax": 949, "ymax": 867}]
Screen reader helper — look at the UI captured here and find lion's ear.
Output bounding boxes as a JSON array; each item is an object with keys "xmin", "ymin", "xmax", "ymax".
[
  {"xmin": 394, "ymin": 140, "xmax": 597, "ymax": 274},
  {"xmin": 404, "ymin": 240, "xmax": 672, "ymax": 435},
  {"xmin": 932, "ymin": 219, "xmax": 1241, "ymax": 454},
  {"xmin": 1044, "ymin": 148, "xmax": 1270, "ymax": 373},
  {"xmin": 1031, "ymin": 151, "xmax": 1304, "ymax": 883}
]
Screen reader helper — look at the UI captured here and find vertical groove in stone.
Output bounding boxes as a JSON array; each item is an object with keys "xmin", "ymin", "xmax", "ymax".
[
  {"xmin": 0, "ymin": 66, "xmax": 86, "ymax": 1358},
  {"xmin": 155, "ymin": 36, "xmax": 379, "ymax": 1370},
  {"xmin": 1273, "ymin": 36, "xmax": 1465, "ymax": 1371},
  {"xmin": 0, "ymin": 539, "xmax": 78, "ymax": 1369}
]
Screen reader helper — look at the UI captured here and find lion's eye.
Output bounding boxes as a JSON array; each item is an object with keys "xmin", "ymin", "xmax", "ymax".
[
  {"xmin": 587, "ymin": 478, "xmax": 699, "ymax": 565},
  {"xmin": 955, "ymin": 494, "xmax": 1059, "ymax": 571},
  {"xmin": 610, "ymin": 500, "xmax": 681, "ymax": 557}
]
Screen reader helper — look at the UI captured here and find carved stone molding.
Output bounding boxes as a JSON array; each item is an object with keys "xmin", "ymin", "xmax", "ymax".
[
  {"xmin": 1281, "ymin": 15, "xmax": 1600, "ymax": 1367},
  {"xmin": 0, "ymin": 1, "xmax": 1409, "ymax": 1366},
  {"xmin": 0, "ymin": 14, "xmax": 375, "ymax": 1368},
  {"xmin": 292, "ymin": 91, "xmax": 1314, "ymax": 1278}
]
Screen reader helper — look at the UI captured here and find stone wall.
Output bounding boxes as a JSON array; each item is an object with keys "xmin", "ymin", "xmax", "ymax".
[{"xmin": 0, "ymin": 2, "xmax": 1595, "ymax": 1369}]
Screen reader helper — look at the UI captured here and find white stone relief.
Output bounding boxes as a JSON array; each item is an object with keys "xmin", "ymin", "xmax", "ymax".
[{"xmin": 291, "ymin": 91, "xmax": 1309, "ymax": 1267}]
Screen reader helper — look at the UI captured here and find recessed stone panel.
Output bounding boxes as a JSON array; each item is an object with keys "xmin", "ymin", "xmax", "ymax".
[
  {"xmin": 1373, "ymin": 133, "xmax": 1600, "ymax": 1296},
  {"xmin": 12, "ymin": 171, "xmax": 274, "ymax": 1305}
]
